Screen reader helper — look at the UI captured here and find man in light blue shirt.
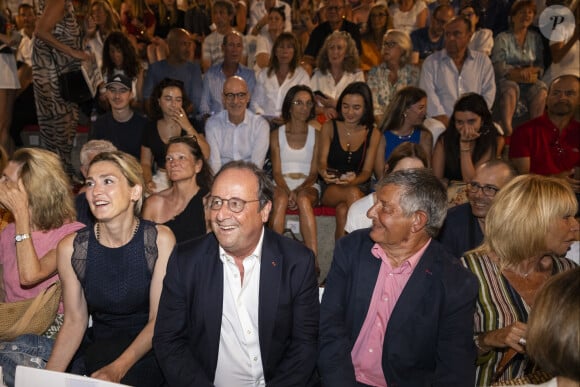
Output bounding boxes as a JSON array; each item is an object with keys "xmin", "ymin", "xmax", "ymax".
[
  {"xmin": 205, "ymin": 76, "xmax": 270, "ymax": 173},
  {"xmin": 419, "ymin": 16, "xmax": 495, "ymax": 128},
  {"xmin": 143, "ymin": 28, "xmax": 203, "ymax": 116},
  {"xmin": 199, "ymin": 31, "xmax": 256, "ymax": 119}
]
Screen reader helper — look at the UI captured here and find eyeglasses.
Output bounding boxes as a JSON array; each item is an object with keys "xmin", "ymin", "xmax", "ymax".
[
  {"xmin": 208, "ymin": 196, "xmax": 260, "ymax": 213},
  {"xmin": 292, "ymin": 100, "xmax": 314, "ymax": 107},
  {"xmin": 224, "ymin": 92, "xmax": 248, "ymax": 101},
  {"xmin": 382, "ymin": 41, "xmax": 398, "ymax": 48},
  {"xmin": 467, "ymin": 182, "xmax": 499, "ymax": 197}
]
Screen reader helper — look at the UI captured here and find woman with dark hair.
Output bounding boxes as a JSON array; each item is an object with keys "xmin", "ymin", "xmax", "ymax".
[
  {"xmin": 254, "ymin": 6, "xmax": 286, "ymax": 70},
  {"xmin": 460, "ymin": 4, "xmax": 493, "ymax": 56},
  {"xmin": 311, "ymin": 31, "xmax": 364, "ymax": 120},
  {"xmin": 432, "ymin": 93, "xmax": 498, "ymax": 186},
  {"xmin": 141, "ymin": 78, "xmax": 209, "ymax": 193},
  {"xmin": 375, "ymin": 86, "xmax": 432, "ymax": 178},
  {"xmin": 270, "ymin": 85, "xmax": 320, "ymax": 270},
  {"xmin": 359, "ymin": 3, "xmax": 392, "ymax": 73},
  {"xmin": 318, "ymin": 82, "xmax": 381, "ymax": 239},
  {"xmin": 46, "ymin": 151, "xmax": 175, "ymax": 386},
  {"xmin": 85, "ymin": 0, "xmax": 121, "ymax": 70},
  {"xmin": 492, "ymin": 0, "xmax": 546, "ymax": 136},
  {"xmin": 252, "ymin": 32, "xmax": 311, "ymax": 124},
  {"xmin": 142, "ymin": 136, "xmax": 212, "ymax": 243},
  {"xmin": 100, "ymin": 31, "xmax": 144, "ymax": 107}
]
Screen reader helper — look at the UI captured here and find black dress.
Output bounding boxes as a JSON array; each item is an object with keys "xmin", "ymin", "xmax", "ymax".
[{"xmin": 164, "ymin": 187, "xmax": 208, "ymax": 244}]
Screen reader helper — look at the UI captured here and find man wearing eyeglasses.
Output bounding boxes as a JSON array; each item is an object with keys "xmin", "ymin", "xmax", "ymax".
[
  {"xmin": 301, "ymin": 0, "xmax": 362, "ymax": 74},
  {"xmin": 410, "ymin": 4, "xmax": 454, "ymax": 65},
  {"xmin": 154, "ymin": 160, "xmax": 319, "ymax": 387},
  {"xmin": 205, "ymin": 76, "xmax": 270, "ymax": 173},
  {"xmin": 438, "ymin": 160, "xmax": 517, "ymax": 258}
]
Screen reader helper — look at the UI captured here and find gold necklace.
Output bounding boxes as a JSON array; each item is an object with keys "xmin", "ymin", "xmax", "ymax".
[{"xmin": 96, "ymin": 218, "xmax": 140, "ymax": 242}]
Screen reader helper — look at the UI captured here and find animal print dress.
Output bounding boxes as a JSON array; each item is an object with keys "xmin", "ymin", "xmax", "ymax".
[{"xmin": 32, "ymin": 0, "xmax": 82, "ymax": 176}]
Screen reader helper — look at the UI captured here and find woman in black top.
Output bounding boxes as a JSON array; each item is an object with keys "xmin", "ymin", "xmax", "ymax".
[
  {"xmin": 317, "ymin": 82, "xmax": 381, "ymax": 240},
  {"xmin": 142, "ymin": 136, "xmax": 212, "ymax": 243}
]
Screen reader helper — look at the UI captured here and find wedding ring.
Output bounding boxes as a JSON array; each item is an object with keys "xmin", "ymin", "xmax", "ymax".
[{"xmin": 518, "ymin": 337, "xmax": 526, "ymax": 346}]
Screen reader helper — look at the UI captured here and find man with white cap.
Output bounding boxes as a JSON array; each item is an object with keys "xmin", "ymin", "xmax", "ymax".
[{"xmin": 90, "ymin": 74, "xmax": 147, "ymax": 159}]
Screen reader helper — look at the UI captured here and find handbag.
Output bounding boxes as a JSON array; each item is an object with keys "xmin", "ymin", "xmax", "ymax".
[
  {"xmin": 58, "ymin": 69, "xmax": 93, "ymax": 104},
  {"xmin": 0, "ymin": 281, "xmax": 62, "ymax": 341}
]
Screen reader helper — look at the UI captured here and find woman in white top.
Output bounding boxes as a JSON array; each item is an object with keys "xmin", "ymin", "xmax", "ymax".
[
  {"xmin": 460, "ymin": 5, "xmax": 493, "ymax": 56},
  {"xmin": 252, "ymin": 32, "xmax": 311, "ymax": 125},
  {"xmin": 254, "ymin": 6, "xmax": 286, "ymax": 70},
  {"xmin": 270, "ymin": 85, "xmax": 320, "ymax": 274},
  {"xmin": 389, "ymin": 0, "xmax": 427, "ymax": 35},
  {"xmin": 311, "ymin": 31, "xmax": 364, "ymax": 120}
]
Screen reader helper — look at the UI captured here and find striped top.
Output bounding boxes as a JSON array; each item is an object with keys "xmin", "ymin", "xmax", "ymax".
[{"xmin": 460, "ymin": 251, "xmax": 577, "ymax": 386}]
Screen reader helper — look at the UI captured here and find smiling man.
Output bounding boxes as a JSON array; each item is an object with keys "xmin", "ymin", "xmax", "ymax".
[
  {"xmin": 319, "ymin": 168, "xmax": 478, "ymax": 387},
  {"xmin": 205, "ymin": 76, "xmax": 269, "ymax": 173},
  {"xmin": 438, "ymin": 160, "xmax": 518, "ymax": 259},
  {"xmin": 153, "ymin": 161, "xmax": 319, "ymax": 387}
]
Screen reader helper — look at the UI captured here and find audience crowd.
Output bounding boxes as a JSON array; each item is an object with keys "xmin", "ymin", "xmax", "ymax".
[{"xmin": 0, "ymin": 0, "xmax": 579, "ymax": 385}]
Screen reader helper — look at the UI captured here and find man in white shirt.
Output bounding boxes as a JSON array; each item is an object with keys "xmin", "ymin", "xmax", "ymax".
[
  {"xmin": 154, "ymin": 161, "xmax": 319, "ymax": 387},
  {"xmin": 419, "ymin": 16, "xmax": 495, "ymax": 128},
  {"xmin": 205, "ymin": 76, "xmax": 270, "ymax": 173}
]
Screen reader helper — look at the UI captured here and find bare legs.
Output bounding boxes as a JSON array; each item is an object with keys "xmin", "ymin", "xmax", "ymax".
[{"xmin": 321, "ymin": 184, "xmax": 364, "ymax": 240}]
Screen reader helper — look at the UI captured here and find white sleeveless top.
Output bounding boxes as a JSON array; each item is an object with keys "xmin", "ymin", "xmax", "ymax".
[{"xmin": 279, "ymin": 125, "xmax": 317, "ymax": 191}]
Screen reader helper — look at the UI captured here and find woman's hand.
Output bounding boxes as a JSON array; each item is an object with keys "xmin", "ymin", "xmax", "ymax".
[
  {"xmin": 91, "ymin": 361, "xmax": 127, "ymax": 383},
  {"xmin": 337, "ymin": 171, "xmax": 356, "ymax": 185},
  {"xmin": 321, "ymin": 170, "xmax": 339, "ymax": 185},
  {"xmin": 481, "ymin": 321, "xmax": 528, "ymax": 354},
  {"xmin": 458, "ymin": 124, "xmax": 480, "ymax": 143},
  {"xmin": 287, "ymin": 190, "xmax": 298, "ymax": 211},
  {"xmin": 0, "ymin": 178, "xmax": 30, "ymax": 219},
  {"xmin": 170, "ymin": 106, "xmax": 192, "ymax": 130}
]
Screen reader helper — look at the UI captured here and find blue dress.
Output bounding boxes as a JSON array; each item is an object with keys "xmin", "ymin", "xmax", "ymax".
[{"xmin": 70, "ymin": 220, "xmax": 163, "ymax": 386}]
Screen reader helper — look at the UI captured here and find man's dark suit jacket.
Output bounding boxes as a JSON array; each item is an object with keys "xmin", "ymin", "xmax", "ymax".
[
  {"xmin": 437, "ymin": 203, "xmax": 484, "ymax": 259},
  {"xmin": 318, "ymin": 229, "xmax": 478, "ymax": 387},
  {"xmin": 153, "ymin": 228, "xmax": 319, "ymax": 387}
]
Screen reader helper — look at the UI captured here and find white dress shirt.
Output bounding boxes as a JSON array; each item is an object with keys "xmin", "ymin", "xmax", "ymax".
[
  {"xmin": 215, "ymin": 229, "xmax": 266, "ymax": 387},
  {"xmin": 205, "ymin": 109, "xmax": 270, "ymax": 172},
  {"xmin": 310, "ymin": 70, "xmax": 365, "ymax": 101},
  {"xmin": 419, "ymin": 48, "xmax": 496, "ymax": 118},
  {"xmin": 251, "ymin": 66, "xmax": 311, "ymax": 116}
]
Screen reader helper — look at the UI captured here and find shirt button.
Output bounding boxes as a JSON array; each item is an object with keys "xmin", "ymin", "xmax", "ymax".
[
  {"xmin": 389, "ymin": 273, "xmax": 393, "ymax": 276},
  {"xmin": 368, "ymin": 348, "xmax": 373, "ymax": 353},
  {"xmin": 247, "ymin": 330, "xmax": 252, "ymax": 335},
  {"xmin": 383, "ymin": 297, "xmax": 388, "ymax": 301},
  {"xmin": 376, "ymin": 322, "xmax": 382, "ymax": 327},
  {"xmin": 234, "ymin": 273, "xmax": 238, "ymax": 278},
  {"xmin": 253, "ymin": 356, "xmax": 258, "ymax": 361}
]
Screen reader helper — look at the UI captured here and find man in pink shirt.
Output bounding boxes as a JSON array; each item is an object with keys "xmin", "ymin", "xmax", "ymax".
[{"xmin": 319, "ymin": 169, "xmax": 478, "ymax": 386}]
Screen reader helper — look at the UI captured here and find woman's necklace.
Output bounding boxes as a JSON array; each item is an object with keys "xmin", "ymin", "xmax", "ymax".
[
  {"xmin": 96, "ymin": 217, "xmax": 140, "ymax": 243},
  {"xmin": 395, "ymin": 128, "xmax": 415, "ymax": 140}
]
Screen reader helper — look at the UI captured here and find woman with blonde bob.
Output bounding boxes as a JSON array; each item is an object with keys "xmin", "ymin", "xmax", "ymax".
[
  {"xmin": 512, "ymin": 267, "xmax": 580, "ymax": 387},
  {"xmin": 47, "ymin": 151, "xmax": 175, "ymax": 386},
  {"xmin": 461, "ymin": 174, "xmax": 578, "ymax": 386}
]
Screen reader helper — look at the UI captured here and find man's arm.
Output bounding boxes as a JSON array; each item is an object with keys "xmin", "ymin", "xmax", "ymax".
[
  {"xmin": 318, "ymin": 241, "xmax": 358, "ymax": 387},
  {"xmin": 433, "ymin": 264, "xmax": 478, "ymax": 386},
  {"xmin": 153, "ymin": 248, "xmax": 214, "ymax": 387},
  {"xmin": 419, "ymin": 58, "xmax": 447, "ymax": 121},
  {"xmin": 266, "ymin": 249, "xmax": 319, "ymax": 386}
]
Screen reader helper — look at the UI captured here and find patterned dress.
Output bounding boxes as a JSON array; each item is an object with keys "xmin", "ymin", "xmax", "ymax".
[
  {"xmin": 32, "ymin": 0, "xmax": 82, "ymax": 176},
  {"xmin": 460, "ymin": 251, "xmax": 577, "ymax": 386}
]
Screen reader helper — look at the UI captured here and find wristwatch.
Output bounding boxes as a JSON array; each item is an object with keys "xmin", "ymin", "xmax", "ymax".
[{"xmin": 15, "ymin": 233, "xmax": 30, "ymax": 243}]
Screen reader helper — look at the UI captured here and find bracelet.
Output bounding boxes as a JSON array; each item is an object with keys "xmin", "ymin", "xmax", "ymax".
[{"xmin": 474, "ymin": 334, "xmax": 491, "ymax": 354}]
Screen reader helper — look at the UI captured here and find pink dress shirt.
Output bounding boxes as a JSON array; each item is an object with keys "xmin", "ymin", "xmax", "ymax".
[{"xmin": 351, "ymin": 240, "xmax": 431, "ymax": 386}]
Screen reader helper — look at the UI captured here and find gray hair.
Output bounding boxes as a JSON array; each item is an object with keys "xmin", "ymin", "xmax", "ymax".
[
  {"xmin": 214, "ymin": 161, "xmax": 274, "ymax": 210},
  {"xmin": 80, "ymin": 140, "xmax": 118, "ymax": 167},
  {"xmin": 376, "ymin": 169, "xmax": 447, "ymax": 237}
]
